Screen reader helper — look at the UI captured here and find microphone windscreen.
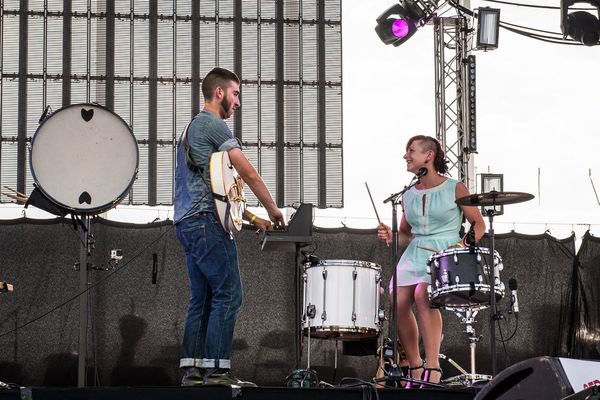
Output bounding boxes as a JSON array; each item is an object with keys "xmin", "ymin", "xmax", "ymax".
[{"xmin": 508, "ymin": 278, "xmax": 517, "ymax": 291}]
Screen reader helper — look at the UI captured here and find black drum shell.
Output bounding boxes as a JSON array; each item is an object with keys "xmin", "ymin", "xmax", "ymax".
[{"xmin": 428, "ymin": 248, "xmax": 503, "ymax": 308}]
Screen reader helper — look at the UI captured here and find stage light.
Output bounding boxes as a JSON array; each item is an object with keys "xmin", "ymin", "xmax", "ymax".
[
  {"xmin": 480, "ymin": 173, "xmax": 504, "ymax": 216},
  {"xmin": 375, "ymin": 3, "xmax": 419, "ymax": 46},
  {"xmin": 475, "ymin": 7, "xmax": 501, "ymax": 50},
  {"xmin": 561, "ymin": 0, "xmax": 600, "ymax": 46}
]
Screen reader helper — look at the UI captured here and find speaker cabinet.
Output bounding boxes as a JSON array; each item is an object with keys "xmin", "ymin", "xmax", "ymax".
[{"xmin": 475, "ymin": 357, "xmax": 573, "ymax": 400}]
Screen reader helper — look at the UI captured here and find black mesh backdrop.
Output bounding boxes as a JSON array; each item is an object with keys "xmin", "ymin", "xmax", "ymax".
[
  {"xmin": 568, "ymin": 232, "xmax": 600, "ymax": 360},
  {"xmin": 0, "ymin": 219, "xmax": 583, "ymax": 386},
  {"xmin": 461, "ymin": 232, "xmax": 576, "ymax": 374}
]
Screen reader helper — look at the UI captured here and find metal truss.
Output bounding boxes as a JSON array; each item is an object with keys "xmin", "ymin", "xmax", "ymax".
[{"xmin": 433, "ymin": 15, "xmax": 475, "ymax": 189}]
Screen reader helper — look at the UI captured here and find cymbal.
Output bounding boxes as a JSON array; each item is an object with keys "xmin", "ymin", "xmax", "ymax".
[{"xmin": 455, "ymin": 191, "xmax": 534, "ymax": 206}]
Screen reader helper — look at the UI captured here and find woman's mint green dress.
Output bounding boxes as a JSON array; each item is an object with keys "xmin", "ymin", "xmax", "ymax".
[{"xmin": 390, "ymin": 178, "xmax": 463, "ymax": 289}]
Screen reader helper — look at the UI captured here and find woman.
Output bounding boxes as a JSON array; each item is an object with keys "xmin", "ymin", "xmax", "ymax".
[{"xmin": 377, "ymin": 135, "xmax": 485, "ymax": 386}]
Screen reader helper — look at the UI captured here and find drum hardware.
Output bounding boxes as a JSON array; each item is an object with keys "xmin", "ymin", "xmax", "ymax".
[
  {"xmin": 27, "ymin": 103, "xmax": 139, "ymax": 387},
  {"xmin": 456, "ymin": 190, "xmax": 534, "ymax": 377},
  {"xmin": 302, "ymin": 260, "xmax": 382, "ymax": 340},
  {"xmin": 441, "ymin": 307, "xmax": 492, "ymax": 387},
  {"xmin": 292, "ymin": 302, "xmax": 323, "ymax": 388},
  {"xmin": 427, "ymin": 247, "xmax": 505, "ymax": 308}
]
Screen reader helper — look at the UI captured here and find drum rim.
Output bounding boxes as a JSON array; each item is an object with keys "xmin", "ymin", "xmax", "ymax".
[
  {"xmin": 434, "ymin": 246, "xmax": 492, "ymax": 256},
  {"xmin": 303, "ymin": 259, "xmax": 381, "ymax": 270},
  {"xmin": 430, "ymin": 284, "xmax": 505, "ymax": 307},
  {"xmin": 29, "ymin": 103, "xmax": 139, "ymax": 214},
  {"xmin": 303, "ymin": 326, "xmax": 380, "ymax": 337}
]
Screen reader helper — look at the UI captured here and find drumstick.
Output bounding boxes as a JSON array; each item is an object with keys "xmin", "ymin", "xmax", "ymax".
[
  {"xmin": 3, "ymin": 186, "xmax": 26, "ymax": 197},
  {"xmin": 417, "ymin": 245, "xmax": 439, "ymax": 253},
  {"xmin": 365, "ymin": 182, "xmax": 390, "ymax": 247},
  {"xmin": 2, "ymin": 187, "xmax": 27, "ymax": 203}
]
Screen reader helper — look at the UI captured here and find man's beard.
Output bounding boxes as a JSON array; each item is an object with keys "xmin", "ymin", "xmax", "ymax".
[{"xmin": 221, "ymin": 97, "xmax": 231, "ymax": 118}]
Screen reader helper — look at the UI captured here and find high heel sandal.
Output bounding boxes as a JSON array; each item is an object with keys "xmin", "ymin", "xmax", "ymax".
[
  {"xmin": 405, "ymin": 360, "xmax": 424, "ymax": 389},
  {"xmin": 420, "ymin": 367, "xmax": 443, "ymax": 388}
]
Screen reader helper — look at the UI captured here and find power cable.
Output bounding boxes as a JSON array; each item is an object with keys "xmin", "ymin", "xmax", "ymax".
[
  {"xmin": 0, "ymin": 221, "xmax": 176, "ymax": 339},
  {"xmin": 481, "ymin": 0, "xmax": 595, "ymax": 11},
  {"xmin": 448, "ymin": 0, "xmax": 583, "ymax": 45}
]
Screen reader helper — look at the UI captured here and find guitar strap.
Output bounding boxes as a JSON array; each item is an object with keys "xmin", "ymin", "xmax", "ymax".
[{"xmin": 181, "ymin": 120, "xmax": 237, "ymax": 230}]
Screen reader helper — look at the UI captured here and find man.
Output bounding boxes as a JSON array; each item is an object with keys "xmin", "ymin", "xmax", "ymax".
[{"xmin": 173, "ymin": 67, "xmax": 284, "ymax": 387}]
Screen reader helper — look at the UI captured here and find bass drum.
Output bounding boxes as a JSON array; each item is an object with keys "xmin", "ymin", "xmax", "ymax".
[{"xmin": 29, "ymin": 103, "xmax": 138, "ymax": 214}]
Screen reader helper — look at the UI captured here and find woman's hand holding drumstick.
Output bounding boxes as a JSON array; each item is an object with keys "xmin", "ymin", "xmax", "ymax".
[
  {"xmin": 377, "ymin": 223, "xmax": 392, "ymax": 246},
  {"xmin": 366, "ymin": 182, "xmax": 391, "ymax": 247}
]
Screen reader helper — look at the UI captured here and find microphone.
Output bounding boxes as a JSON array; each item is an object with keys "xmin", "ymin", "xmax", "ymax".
[
  {"xmin": 508, "ymin": 278, "xmax": 519, "ymax": 314},
  {"xmin": 416, "ymin": 167, "xmax": 428, "ymax": 180},
  {"xmin": 152, "ymin": 253, "xmax": 158, "ymax": 284}
]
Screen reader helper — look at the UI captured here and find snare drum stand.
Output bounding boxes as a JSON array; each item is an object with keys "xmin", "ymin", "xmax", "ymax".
[{"xmin": 443, "ymin": 307, "xmax": 491, "ymax": 386}]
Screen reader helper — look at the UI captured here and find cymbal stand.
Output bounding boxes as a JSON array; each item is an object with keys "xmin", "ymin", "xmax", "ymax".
[
  {"xmin": 484, "ymin": 207, "xmax": 500, "ymax": 376},
  {"xmin": 442, "ymin": 307, "xmax": 491, "ymax": 386}
]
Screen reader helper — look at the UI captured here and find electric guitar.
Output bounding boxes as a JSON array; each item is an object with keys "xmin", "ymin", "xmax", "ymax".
[{"xmin": 209, "ymin": 151, "xmax": 246, "ymax": 233}]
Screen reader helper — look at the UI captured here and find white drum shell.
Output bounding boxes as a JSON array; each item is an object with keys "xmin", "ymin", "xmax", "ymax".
[
  {"xmin": 303, "ymin": 259, "xmax": 381, "ymax": 339},
  {"xmin": 30, "ymin": 104, "xmax": 138, "ymax": 214}
]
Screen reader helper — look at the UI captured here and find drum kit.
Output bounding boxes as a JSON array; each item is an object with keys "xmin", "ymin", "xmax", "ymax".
[{"xmin": 299, "ymin": 190, "xmax": 534, "ymax": 388}]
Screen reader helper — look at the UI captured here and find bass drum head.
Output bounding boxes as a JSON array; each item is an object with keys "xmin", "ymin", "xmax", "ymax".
[{"xmin": 30, "ymin": 103, "xmax": 138, "ymax": 214}]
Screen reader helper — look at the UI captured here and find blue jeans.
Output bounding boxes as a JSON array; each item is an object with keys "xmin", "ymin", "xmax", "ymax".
[{"xmin": 176, "ymin": 213, "xmax": 242, "ymax": 370}]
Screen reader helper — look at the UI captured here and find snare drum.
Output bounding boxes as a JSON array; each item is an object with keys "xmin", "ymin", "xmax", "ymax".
[
  {"xmin": 303, "ymin": 259, "xmax": 382, "ymax": 340},
  {"xmin": 30, "ymin": 104, "xmax": 138, "ymax": 214},
  {"xmin": 427, "ymin": 247, "xmax": 505, "ymax": 308}
]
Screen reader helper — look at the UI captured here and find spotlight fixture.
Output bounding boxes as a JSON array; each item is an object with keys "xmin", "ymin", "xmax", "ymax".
[
  {"xmin": 475, "ymin": 7, "xmax": 501, "ymax": 50},
  {"xmin": 561, "ymin": 0, "xmax": 600, "ymax": 46},
  {"xmin": 480, "ymin": 173, "xmax": 504, "ymax": 216},
  {"xmin": 375, "ymin": 1, "xmax": 438, "ymax": 47}
]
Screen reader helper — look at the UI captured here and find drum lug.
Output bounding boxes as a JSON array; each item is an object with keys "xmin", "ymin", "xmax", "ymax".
[
  {"xmin": 352, "ymin": 270, "xmax": 357, "ymax": 280},
  {"xmin": 476, "ymin": 253, "xmax": 482, "ymax": 263},
  {"xmin": 352, "ymin": 312, "xmax": 356, "ymax": 322},
  {"xmin": 378, "ymin": 309, "xmax": 386, "ymax": 321},
  {"xmin": 303, "ymin": 272, "xmax": 308, "ymax": 282},
  {"xmin": 426, "ymin": 265, "xmax": 431, "ymax": 275},
  {"xmin": 322, "ymin": 269, "xmax": 328, "ymax": 280},
  {"xmin": 442, "ymin": 271, "xmax": 449, "ymax": 285},
  {"xmin": 455, "ymin": 275, "xmax": 460, "ymax": 284},
  {"xmin": 477, "ymin": 274, "xmax": 483, "ymax": 283},
  {"xmin": 453, "ymin": 254, "xmax": 458, "ymax": 264},
  {"xmin": 496, "ymin": 258, "xmax": 504, "ymax": 271},
  {"xmin": 434, "ymin": 259, "xmax": 439, "ymax": 268},
  {"xmin": 435, "ymin": 279, "xmax": 441, "ymax": 288}
]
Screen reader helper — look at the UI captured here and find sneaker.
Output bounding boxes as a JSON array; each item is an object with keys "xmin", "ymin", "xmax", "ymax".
[
  {"xmin": 204, "ymin": 369, "xmax": 257, "ymax": 388},
  {"xmin": 181, "ymin": 367, "xmax": 206, "ymax": 386}
]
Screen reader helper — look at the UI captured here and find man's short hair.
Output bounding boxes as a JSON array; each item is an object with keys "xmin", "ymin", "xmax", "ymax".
[{"xmin": 201, "ymin": 67, "xmax": 240, "ymax": 101}]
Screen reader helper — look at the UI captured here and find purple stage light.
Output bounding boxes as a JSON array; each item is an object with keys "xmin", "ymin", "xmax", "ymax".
[{"xmin": 391, "ymin": 19, "xmax": 409, "ymax": 38}]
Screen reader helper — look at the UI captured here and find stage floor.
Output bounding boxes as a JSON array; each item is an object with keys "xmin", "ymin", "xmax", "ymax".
[{"xmin": 0, "ymin": 385, "xmax": 478, "ymax": 400}]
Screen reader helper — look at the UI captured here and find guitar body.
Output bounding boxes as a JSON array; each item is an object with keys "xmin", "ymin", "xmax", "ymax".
[{"xmin": 209, "ymin": 151, "xmax": 246, "ymax": 233}]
